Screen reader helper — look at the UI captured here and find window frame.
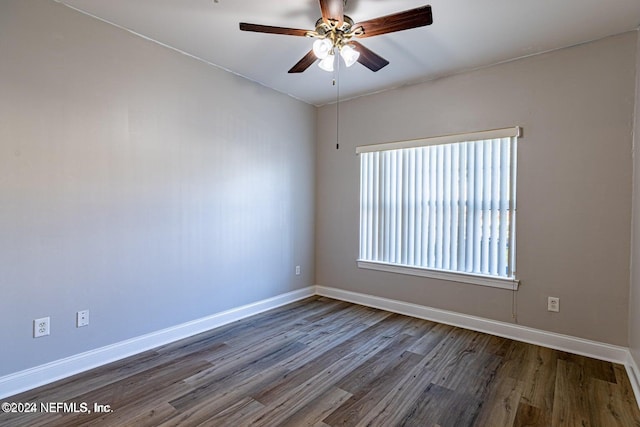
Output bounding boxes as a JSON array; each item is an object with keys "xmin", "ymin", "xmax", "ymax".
[{"xmin": 356, "ymin": 127, "xmax": 520, "ymax": 290}]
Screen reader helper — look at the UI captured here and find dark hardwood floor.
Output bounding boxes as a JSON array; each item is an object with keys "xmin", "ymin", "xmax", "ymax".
[{"xmin": 1, "ymin": 296, "xmax": 639, "ymax": 426}]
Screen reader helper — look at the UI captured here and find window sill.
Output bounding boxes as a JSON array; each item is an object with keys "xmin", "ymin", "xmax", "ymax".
[{"xmin": 356, "ymin": 260, "xmax": 519, "ymax": 291}]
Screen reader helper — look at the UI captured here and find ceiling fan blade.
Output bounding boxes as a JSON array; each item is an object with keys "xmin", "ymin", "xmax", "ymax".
[
  {"xmin": 319, "ymin": 0, "xmax": 344, "ymax": 26},
  {"xmin": 351, "ymin": 41, "xmax": 389, "ymax": 72},
  {"xmin": 288, "ymin": 50, "xmax": 318, "ymax": 73},
  {"xmin": 239, "ymin": 22, "xmax": 309, "ymax": 37},
  {"xmin": 354, "ymin": 5, "xmax": 433, "ymax": 38}
]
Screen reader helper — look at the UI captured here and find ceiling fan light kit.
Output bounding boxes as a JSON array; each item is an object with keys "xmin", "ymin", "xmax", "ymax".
[
  {"xmin": 307, "ymin": 15, "xmax": 361, "ymax": 71},
  {"xmin": 313, "ymin": 38, "xmax": 359, "ymax": 71},
  {"xmin": 239, "ymin": 0, "xmax": 433, "ymax": 74}
]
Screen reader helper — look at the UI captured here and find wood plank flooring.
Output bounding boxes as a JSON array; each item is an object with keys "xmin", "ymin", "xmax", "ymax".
[{"xmin": 1, "ymin": 296, "xmax": 639, "ymax": 426}]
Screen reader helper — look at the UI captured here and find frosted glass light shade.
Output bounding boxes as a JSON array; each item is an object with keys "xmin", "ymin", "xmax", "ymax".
[
  {"xmin": 318, "ymin": 54, "xmax": 335, "ymax": 72},
  {"xmin": 340, "ymin": 44, "xmax": 360, "ymax": 67},
  {"xmin": 313, "ymin": 38, "xmax": 333, "ymax": 59}
]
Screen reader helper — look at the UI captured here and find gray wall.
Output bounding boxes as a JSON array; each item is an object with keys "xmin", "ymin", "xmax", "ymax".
[
  {"xmin": 630, "ymin": 30, "xmax": 640, "ymax": 363},
  {"xmin": 316, "ymin": 32, "xmax": 637, "ymax": 346},
  {"xmin": 0, "ymin": 0, "xmax": 315, "ymax": 376}
]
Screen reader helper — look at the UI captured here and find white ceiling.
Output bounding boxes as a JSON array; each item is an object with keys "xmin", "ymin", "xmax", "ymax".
[{"xmin": 57, "ymin": 0, "xmax": 640, "ymax": 106}]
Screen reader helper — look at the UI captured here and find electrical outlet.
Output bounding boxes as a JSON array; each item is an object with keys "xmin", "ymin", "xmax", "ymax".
[
  {"xmin": 295, "ymin": 265, "xmax": 301, "ymax": 275},
  {"xmin": 77, "ymin": 310, "xmax": 89, "ymax": 327},
  {"xmin": 34, "ymin": 317, "xmax": 50, "ymax": 338},
  {"xmin": 548, "ymin": 297, "xmax": 560, "ymax": 312}
]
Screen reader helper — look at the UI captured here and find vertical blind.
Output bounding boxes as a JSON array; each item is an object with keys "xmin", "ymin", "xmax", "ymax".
[{"xmin": 357, "ymin": 128, "xmax": 519, "ymax": 279}]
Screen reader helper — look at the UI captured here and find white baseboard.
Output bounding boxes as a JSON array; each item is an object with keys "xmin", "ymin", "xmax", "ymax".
[
  {"xmin": 626, "ymin": 352, "xmax": 640, "ymax": 407},
  {"xmin": 0, "ymin": 286, "xmax": 315, "ymax": 399},
  {"xmin": 317, "ymin": 285, "xmax": 640, "ymax": 409},
  {"xmin": 2, "ymin": 284, "xmax": 639, "ymax": 409},
  {"xmin": 315, "ymin": 286, "xmax": 629, "ymax": 364}
]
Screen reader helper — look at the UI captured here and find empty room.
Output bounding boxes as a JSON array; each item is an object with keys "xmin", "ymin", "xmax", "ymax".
[{"xmin": 2, "ymin": 0, "xmax": 640, "ymax": 425}]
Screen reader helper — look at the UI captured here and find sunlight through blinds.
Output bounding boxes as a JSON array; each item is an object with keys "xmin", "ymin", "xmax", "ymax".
[{"xmin": 358, "ymin": 128, "xmax": 519, "ymax": 279}]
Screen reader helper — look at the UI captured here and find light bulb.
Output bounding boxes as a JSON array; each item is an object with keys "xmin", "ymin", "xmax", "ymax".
[
  {"xmin": 313, "ymin": 38, "xmax": 333, "ymax": 59},
  {"xmin": 318, "ymin": 53, "xmax": 335, "ymax": 72},
  {"xmin": 340, "ymin": 44, "xmax": 360, "ymax": 67}
]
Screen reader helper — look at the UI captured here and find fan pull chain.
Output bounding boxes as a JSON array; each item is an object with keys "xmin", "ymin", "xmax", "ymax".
[{"xmin": 335, "ymin": 56, "xmax": 340, "ymax": 150}]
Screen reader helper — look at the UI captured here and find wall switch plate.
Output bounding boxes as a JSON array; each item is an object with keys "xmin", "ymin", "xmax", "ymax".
[
  {"xmin": 548, "ymin": 297, "xmax": 560, "ymax": 312},
  {"xmin": 77, "ymin": 310, "xmax": 89, "ymax": 327},
  {"xmin": 295, "ymin": 265, "xmax": 301, "ymax": 275},
  {"xmin": 34, "ymin": 317, "xmax": 50, "ymax": 338}
]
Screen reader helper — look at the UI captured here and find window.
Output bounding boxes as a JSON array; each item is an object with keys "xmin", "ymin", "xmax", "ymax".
[{"xmin": 357, "ymin": 127, "xmax": 520, "ymax": 290}]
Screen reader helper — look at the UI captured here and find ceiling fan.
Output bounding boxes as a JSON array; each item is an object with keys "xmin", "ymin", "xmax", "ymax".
[{"xmin": 239, "ymin": 1, "xmax": 433, "ymax": 73}]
